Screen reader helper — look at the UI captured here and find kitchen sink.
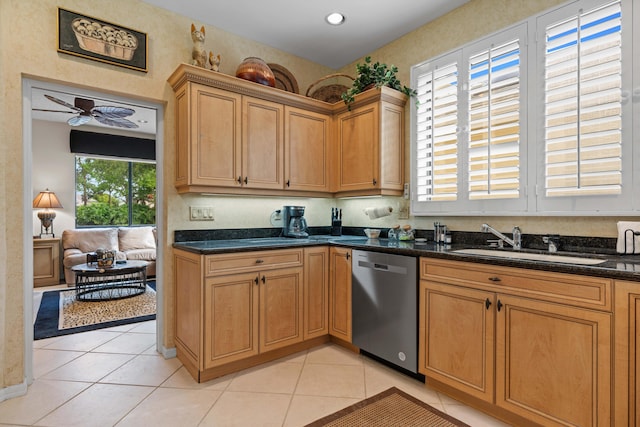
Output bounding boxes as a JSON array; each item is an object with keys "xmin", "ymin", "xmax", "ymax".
[{"xmin": 453, "ymin": 248, "xmax": 608, "ymax": 265}]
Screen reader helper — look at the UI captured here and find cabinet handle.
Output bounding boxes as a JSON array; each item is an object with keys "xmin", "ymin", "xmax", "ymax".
[
  {"xmin": 254, "ymin": 276, "xmax": 259, "ymax": 285},
  {"xmin": 485, "ymin": 298, "xmax": 492, "ymax": 310},
  {"xmin": 237, "ymin": 176, "xmax": 242, "ymax": 184},
  {"xmin": 372, "ymin": 178, "xmax": 377, "ymax": 186},
  {"xmin": 255, "ymin": 259, "xmax": 264, "ymax": 264},
  {"xmin": 497, "ymin": 300, "xmax": 503, "ymax": 312},
  {"xmin": 244, "ymin": 177, "xmax": 248, "ymax": 184},
  {"xmin": 261, "ymin": 275, "xmax": 266, "ymax": 284},
  {"xmin": 286, "ymin": 179, "xmax": 290, "ymax": 187},
  {"xmin": 346, "ymin": 253, "xmax": 350, "ymax": 260},
  {"xmin": 488, "ymin": 276, "xmax": 501, "ymax": 282}
]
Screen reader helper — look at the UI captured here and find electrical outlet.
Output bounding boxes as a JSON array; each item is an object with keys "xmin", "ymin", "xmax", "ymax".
[
  {"xmin": 398, "ymin": 199, "xmax": 410, "ymax": 219},
  {"xmin": 403, "ymin": 183, "xmax": 410, "ymax": 199},
  {"xmin": 190, "ymin": 206, "xmax": 214, "ymax": 221}
]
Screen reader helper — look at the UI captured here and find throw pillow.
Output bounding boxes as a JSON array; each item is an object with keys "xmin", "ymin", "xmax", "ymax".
[{"xmin": 119, "ymin": 226, "xmax": 156, "ymax": 251}]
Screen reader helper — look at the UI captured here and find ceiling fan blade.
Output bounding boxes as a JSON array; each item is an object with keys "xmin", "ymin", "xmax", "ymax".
[
  {"xmin": 44, "ymin": 94, "xmax": 83, "ymax": 113},
  {"xmin": 93, "ymin": 115, "xmax": 139, "ymax": 129},
  {"xmin": 67, "ymin": 115, "xmax": 92, "ymax": 127},
  {"xmin": 92, "ymin": 105, "xmax": 136, "ymax": 118},
  {"xmin": 32, "ymin": 108, "xmax": 76, "ymax": 114}
]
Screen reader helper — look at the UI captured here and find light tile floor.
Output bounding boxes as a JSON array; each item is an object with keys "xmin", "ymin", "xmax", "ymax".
[{"xmin": 0, "ymin": 292, "xmax": 511, "ymax": 426}]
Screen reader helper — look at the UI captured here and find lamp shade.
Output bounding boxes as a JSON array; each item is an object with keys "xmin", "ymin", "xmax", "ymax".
[{"xmin": 33, "ymin": 189, "xmax": 63, "ymax": 209}]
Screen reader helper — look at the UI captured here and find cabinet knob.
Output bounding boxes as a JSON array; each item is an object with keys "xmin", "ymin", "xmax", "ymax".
[
  {"xmin": 286, "ymin": 179, "xmax": 290, "ymax": 187},
  {"xmin": 237, "ymin": 176, "xmax": 242, "ymax": 185},
  {"xmin": 244, "ymin": 177, "xmax": 248, "ymax": 184},
  {"xmin": 485, "ymin": 298, "xmax": 492, "ymax": 310},
  {"xmin": 254, "ymin": 276, "xmax": 259, "ymax": 285},
  {"xmin": 488, "ymin": 276, "xmax": 501, "ymax": 282},
  {"xmin": 255, "ymin": 259, "xmax": 264, "ymax": 264},
  {"xmin": 261, "ymin": 275, "xmax": 266, "ymax": 284},
  {"xmin": 497, "ymin": 300, "xmax": 503, "ymax": 312},
  {"xmin": 346, "ymin": 253, "xmax": 350, "ymax": 260},
  {"xmin": 372, "ymin": 178, "xmax": 377, "ymax": 186}
]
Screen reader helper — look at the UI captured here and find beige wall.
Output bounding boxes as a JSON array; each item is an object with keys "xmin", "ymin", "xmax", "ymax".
[{"xmin": 1, "ymin": 0, "xmax": 636, "ymax": 394}]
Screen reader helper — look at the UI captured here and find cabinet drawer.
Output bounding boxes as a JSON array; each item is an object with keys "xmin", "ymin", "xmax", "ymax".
[
  {"xmin": 421, "ymin": 257, "xmax": 612, "ymax": 312},
  {"xmin": 205, "ymin": 249, "xmax": 303, "ymax": 277}
]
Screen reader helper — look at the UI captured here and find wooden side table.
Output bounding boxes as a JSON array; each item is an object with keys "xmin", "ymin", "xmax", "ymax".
[{"xmin": 33, "ymin": 237, "xmax": 61, "ymax": 287}]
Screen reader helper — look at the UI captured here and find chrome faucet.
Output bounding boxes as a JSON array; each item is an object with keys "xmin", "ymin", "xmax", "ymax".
[{"xmin": 481, "ymin": 223, "xmax": 522, "ymax": 250}]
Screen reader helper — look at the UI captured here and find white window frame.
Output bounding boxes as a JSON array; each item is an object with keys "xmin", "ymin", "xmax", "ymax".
[{"xmin": 410, "ymin": 0, "xmax": 638, "ymax": 216}]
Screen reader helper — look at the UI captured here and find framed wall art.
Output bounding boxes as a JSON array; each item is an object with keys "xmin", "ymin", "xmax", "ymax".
[{"xmin": 57, "ymin": 8, "xmax": 148, "ymax": 73}]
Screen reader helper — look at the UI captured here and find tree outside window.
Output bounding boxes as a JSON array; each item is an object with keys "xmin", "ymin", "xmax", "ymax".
[{"xmin": 75, "ymin": 156, "xmax": 156, "ymax": 227}]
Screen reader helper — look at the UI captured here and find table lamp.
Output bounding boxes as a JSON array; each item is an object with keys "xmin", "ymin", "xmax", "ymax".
[{"xmin": 33, "ymin": 189, "xmax": 63, "ymax": 238}]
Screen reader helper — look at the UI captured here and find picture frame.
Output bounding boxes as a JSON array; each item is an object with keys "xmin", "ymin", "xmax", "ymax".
[{"xmin": 57, "ymin": 8, "xmax": 148, "ymax": 73}]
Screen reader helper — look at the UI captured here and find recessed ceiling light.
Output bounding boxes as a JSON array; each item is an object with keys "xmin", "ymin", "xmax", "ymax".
[{"xmin": 325, "ymin": 12, "xmax": 345, "ymax": 26}]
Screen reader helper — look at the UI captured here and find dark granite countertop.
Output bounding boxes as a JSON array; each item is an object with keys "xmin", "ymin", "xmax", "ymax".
[{"xmin": 173, "ymin": 235, "xmax": 640, "ymax": 281}]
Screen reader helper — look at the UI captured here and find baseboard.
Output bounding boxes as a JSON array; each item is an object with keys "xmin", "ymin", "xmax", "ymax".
[
  {"xmin": 161, "ymin": 345, "xmax": 177, "ymax": 359},
  {"xmin": 0, "ymin": 380, "xmax": 27, "ymax": 403}
]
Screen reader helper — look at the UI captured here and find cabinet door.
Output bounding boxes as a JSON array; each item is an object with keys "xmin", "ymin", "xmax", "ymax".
[
  {"xmin": 329, "ymin": 247, "xmax": 352, "ymax": 342},
  {"xmin": 615, "ymin": 280, "xmax": 640, "ymax": 427},
  {"xmin": 33, "ymin": 238, "xmax": 60, "ymax": 287},
  {"xmin": 495, "ymin": 294, "xmax": 611, "ymax": 427},
  {"xmin": 242, "ymin": 96, "xmax": 284, "ymax": 189},
  {"xmin": 189, "ymin": 83, "xmax": 242, "ymax": 187},
  {"xmin": 203, "ymin": 272, "xmax": 259, "ymax": 369},
  {"xmin": 419, "ymin": 281, "xmax": 495, "ymax": 403},
  {"xmin": 259, "ymin": 267, "xmax": 304, "ymax": 352},
  {"xmin": 334, "ymin": 103, "xmax": 379, "ymax": 192},
  {"xmin": 303, "ymin": 247, "xmax": 329, "ymax": 339},
  {"xmin": 284, "ymin": 107, "xmax": 330, "ymax": 192}
]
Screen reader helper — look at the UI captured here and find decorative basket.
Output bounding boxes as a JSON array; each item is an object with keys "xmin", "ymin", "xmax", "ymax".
[{"xmin": 306, "ymin": 73, "xmax": 354, "ymax": 103}]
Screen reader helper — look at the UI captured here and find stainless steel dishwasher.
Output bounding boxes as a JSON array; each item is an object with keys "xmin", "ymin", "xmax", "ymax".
[{"xmin": 352, "ymin": 249, "xmax": 418, "ymax": 374}]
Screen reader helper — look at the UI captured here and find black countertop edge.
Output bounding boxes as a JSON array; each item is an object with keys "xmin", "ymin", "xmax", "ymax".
[
  {"xmin": 172, "ymin": 236, "xmax": 640, "ymax": 282},
  {"xmin": 174, "ymin": 227, "xmax": 619, "ymax": 254}
]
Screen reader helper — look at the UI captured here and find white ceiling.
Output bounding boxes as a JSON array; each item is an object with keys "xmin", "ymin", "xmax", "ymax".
[{"xmin": 141, "ymin": 0, "xmax": 470, "ymax": 69}]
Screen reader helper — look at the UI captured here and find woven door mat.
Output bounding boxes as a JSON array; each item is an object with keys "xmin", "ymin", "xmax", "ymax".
[{"xmin": 305, "ymin": 387, "xmax": 469, "ymax": 427}]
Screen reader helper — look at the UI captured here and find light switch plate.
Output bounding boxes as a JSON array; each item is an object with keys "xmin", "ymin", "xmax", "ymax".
[{"xmin": 190, "ymin": 206, "xmax": 214, "ymax": 221}]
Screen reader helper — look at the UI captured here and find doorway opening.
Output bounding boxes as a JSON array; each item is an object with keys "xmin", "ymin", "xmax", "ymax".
[{"xmin": 23, "ymin": 78, "xmax": 166, "ymax": 384}]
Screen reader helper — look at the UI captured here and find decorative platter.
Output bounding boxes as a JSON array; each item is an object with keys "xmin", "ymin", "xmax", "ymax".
[{"xmin": 267, "ymin": 63, "xmax": 299, "ymax": 94}]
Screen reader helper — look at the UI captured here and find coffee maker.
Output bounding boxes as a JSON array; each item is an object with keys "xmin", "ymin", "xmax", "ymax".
[{"xmin": 282, "ymin": 205, "xmax": 309, "ymax": 238}]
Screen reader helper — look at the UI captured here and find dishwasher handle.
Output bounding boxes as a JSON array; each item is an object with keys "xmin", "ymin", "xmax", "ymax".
[{"xmin": 356, "ymin": 260, "xmax": 407, "ymax": 275}]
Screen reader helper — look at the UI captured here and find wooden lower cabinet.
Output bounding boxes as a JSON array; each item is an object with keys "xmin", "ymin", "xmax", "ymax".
[
  {"xmin": 175, "ymin": 247, "xmax": 329, "ymax": 382},
  {"xmin": 614, "ymin": 280, "xmax": 640, "ymax": 427},
  {"xmin": 304, "ymin": 247, "xmax": 329, "ymax": 339},
  {"xmin": 420, "ymin": 258, "xmax": 612, "ymax": 427},
  {"xmin": 328, "ymin": 247, "xmax": 352, "ymax": 342}
]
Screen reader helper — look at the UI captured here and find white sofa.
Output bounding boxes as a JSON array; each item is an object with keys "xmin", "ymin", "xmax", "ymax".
[{"xmin": 62, "ymin": 227, "xmax": 156, "ymax": 285}]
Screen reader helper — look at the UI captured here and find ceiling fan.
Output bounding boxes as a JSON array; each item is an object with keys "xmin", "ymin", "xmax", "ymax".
[{"xmin": 34, "ymin": 94, "xmax": 139, "ymax": 129}]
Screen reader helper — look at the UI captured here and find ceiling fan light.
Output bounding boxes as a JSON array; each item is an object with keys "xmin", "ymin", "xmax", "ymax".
[{"xmin": 326, "ymin": 12, "xmax": 345, "ymax": 26}]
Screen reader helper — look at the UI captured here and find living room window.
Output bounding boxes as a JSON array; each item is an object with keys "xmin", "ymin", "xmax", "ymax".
[{"xmin": 75, "ymin": 156, "xmax": 156, "ymax": 227}]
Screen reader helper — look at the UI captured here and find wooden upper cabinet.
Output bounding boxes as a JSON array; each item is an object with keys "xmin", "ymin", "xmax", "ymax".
[
  {"xmin": 332, "ymin": 87, "xmax": 406, "ymax": 197},
  {"xmin": 168, "ymin": 64, "xmax": 407, "ymax": 197},
  {"xmin": 175, "ymin": 82, "xmax": 242, "ymax": 190},
  {"xmin": 242, "ymin": 96, "xmax": 283, "ymax": 189},
  {"xmin": 285, "ymin": 107, "xmax": 330, "ymax": 192}
]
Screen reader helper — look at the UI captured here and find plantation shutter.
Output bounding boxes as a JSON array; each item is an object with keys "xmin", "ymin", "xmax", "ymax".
[
  {"xmin": 543, "ymin": 0, "xmax": 622, "ymax": 197},
  {"xmin": 467, "ymin": 39, "xmax": 521, "ymax": 200},
  {"xmin": 415, "ymin": 60, "xmax": 459, "ymax": 202}
]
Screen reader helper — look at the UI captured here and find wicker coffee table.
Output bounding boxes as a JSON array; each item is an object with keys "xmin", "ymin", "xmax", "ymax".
[{"xmin": 72, "ymin": 260, "xmax": 148, "ymax": 301}]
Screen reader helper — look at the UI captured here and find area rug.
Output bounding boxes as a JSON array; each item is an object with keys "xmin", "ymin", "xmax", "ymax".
[
  {"xmin": 305, "ymin": 387, "xmax": 469, "ymax": 427},
  {"xmin": 34, "ymin": 281, "xmax": 156, "ymax": 340}
]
